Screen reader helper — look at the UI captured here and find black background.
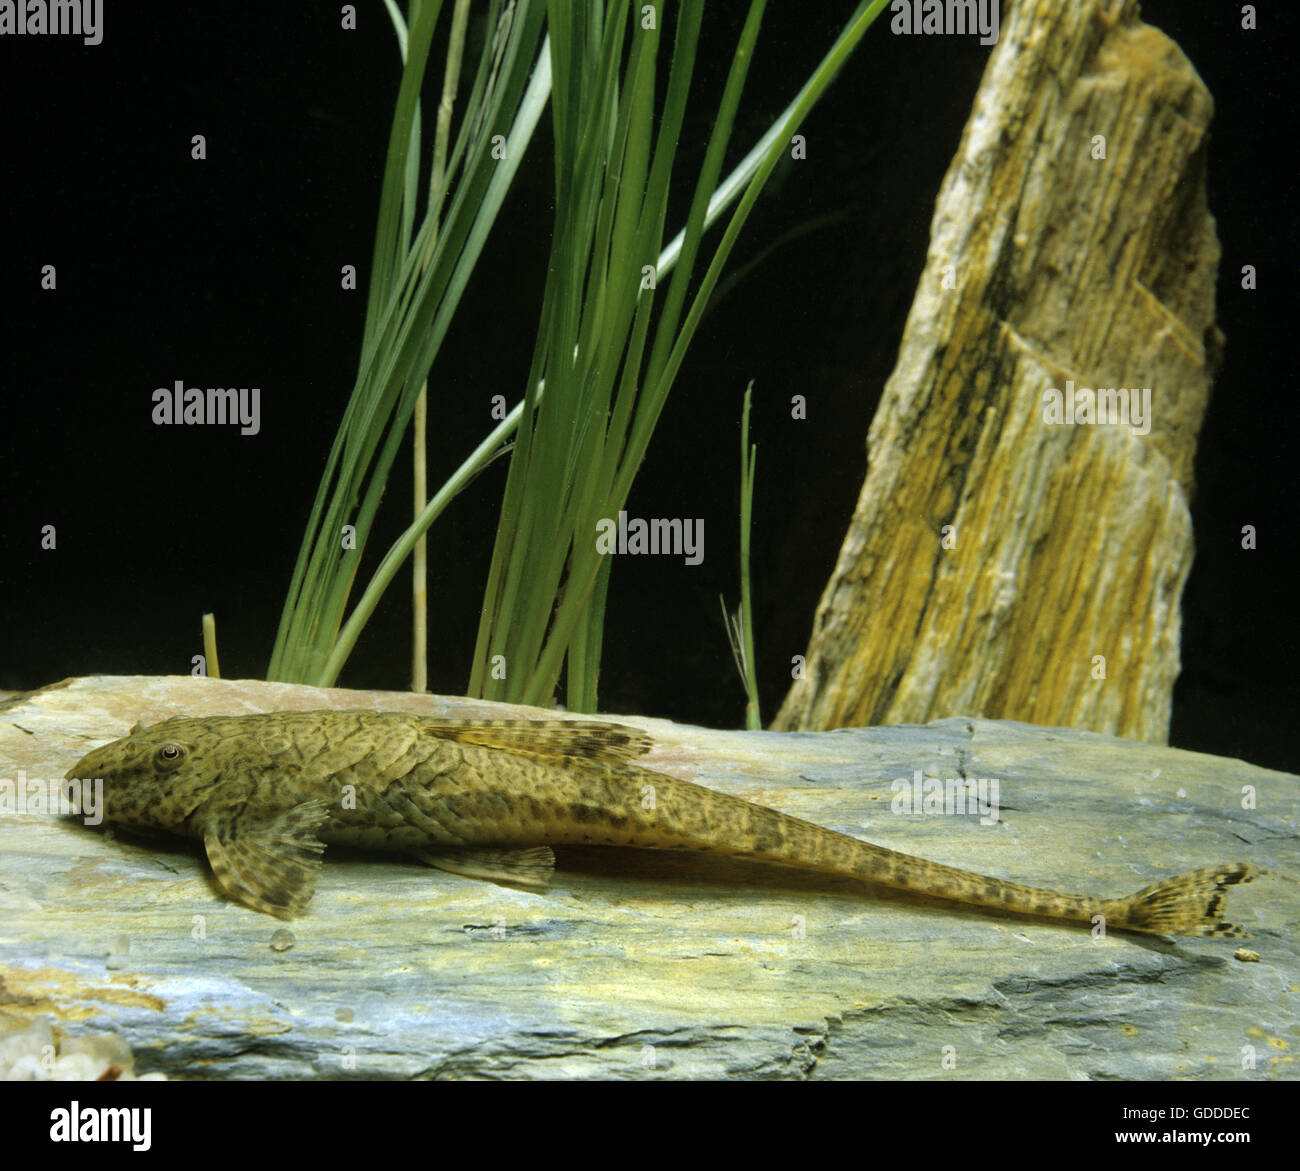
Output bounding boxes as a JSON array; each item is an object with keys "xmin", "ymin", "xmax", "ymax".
[{"xmin": 2, "ymin": 2, "xmax": 1294, "ymax": 771}]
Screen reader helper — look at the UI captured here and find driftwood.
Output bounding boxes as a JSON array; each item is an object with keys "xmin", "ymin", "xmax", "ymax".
[
  {"xmin": 774, "ymin": 0, "xmax": 1223, "ymax": 742},
  {"xmin": 1, "ymin": 677, "xmax": 1291, "ymax": 1080}
]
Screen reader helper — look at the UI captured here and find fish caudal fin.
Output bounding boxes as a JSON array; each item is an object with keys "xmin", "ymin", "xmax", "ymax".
[{"xmin": 1110, "ymin": 862, "xmax": 1262, "ymax": 938}]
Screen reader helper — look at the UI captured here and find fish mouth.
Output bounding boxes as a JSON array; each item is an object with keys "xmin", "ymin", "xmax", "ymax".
[{"xmin": 65, "ymin": 744, "xmax": 109, "ymax": 784}]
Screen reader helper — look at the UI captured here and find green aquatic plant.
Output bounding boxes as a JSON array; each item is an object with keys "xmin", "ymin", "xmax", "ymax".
[
  {"xmin": 408, "ymin": 0, "xmax": 474, "ymax": 695},
  {"xmin": 269, "ymin": 0, "xmax": 550, "ymax": 686},
  {"xmin": 268, "ymin": 0, "xmax": 888, "ymax": 712},
  {"xmin": 720, "ymin": 381, "xmax": 760, "ymax": 730}
]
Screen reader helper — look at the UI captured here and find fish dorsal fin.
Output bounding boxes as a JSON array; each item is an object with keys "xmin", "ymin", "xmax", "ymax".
[
  {"xmin": 201, "ymin": 799, "xmax": 329, "ymax": 918},
  {"xmin": 412, "ymin": 846, "xmax": 556, "ymax": 890},
  {"xmin": 417, "ymin": 719, "xmax": 653, "ymax": 765}
]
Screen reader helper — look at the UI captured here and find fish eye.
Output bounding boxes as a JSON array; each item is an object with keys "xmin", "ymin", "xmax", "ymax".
[{"xmin": 154, "ymin": 742, "xmax": 187, "ymax": 771}]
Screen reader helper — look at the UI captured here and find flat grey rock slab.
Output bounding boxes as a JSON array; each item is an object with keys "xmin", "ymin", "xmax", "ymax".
[{"xmin": 0, "ymin": 676, "xmax": 1294, "ymax": 1079}]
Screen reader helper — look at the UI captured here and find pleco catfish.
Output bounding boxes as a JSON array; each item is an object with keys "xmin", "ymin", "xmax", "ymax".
[{"xmin": 65, "ymin": 710, "xmax": 1260, "ymax": 936}]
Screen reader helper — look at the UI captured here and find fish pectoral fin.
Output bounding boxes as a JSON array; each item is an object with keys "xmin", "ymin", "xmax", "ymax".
[
  {"xmin": 201, "ymin": 799, "xmax": 329, "ymax": 919},
  {"xmin": 412, "ymin": 846, "xmax": 555, "ymax": 891}
]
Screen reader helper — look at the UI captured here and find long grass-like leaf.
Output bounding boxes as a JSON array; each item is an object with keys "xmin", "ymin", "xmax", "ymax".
[
  {"xmin": 471, "ymin": 0, "xmax": 886, "ymax": 711},
  {"xmin": 276, "ymin": 0, "xmax": 884, "ymax": 699},
  {"xmin": 269, "ymin": 0, "xmax": 549, "ymax": 684}
]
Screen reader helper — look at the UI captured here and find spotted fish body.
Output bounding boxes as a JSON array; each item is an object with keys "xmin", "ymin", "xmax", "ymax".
[{"xmin": 66, "ymin": 710, "xmax": 1259, "ymax": 936}]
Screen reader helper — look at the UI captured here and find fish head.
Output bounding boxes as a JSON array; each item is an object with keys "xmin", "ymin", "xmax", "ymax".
[{"xmin": 64, "ymin": 715, "xmax": 236, "ymax": 834}]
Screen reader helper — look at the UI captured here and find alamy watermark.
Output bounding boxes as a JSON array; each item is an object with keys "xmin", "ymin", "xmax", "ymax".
[
  {"xmin": 1042, "ymin": 381, "xmax": 1151, "ymax": 435},
  {"xmin": 50, "ymin": 1102, "xmax": 150, "ymax": 1151},
  {"xmin": 152, "ymin": 380, "xmax": 261, "ymax": 435},
  {"xmin": 889, "ymin": 0, "xmax": 999, "ymax": 47},
  {"xmin": 1, "ymin": 771, "xmax": 102, "ymax": 825},
  {"xmin": 1, "ymin": 0, "xmax": 102, "ymax": 45},
  {"xmin": 595, "ymin": 510, "xmax": 703, "ymax": 565},
  {"xmin": 891, "ymin": 769, "xmax": 1000, "ymax": 825}
]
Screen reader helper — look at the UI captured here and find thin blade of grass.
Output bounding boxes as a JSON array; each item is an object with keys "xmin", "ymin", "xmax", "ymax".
[{"xmin": 269, "ymin": 0, "xmax": 549, "ymax": 684}]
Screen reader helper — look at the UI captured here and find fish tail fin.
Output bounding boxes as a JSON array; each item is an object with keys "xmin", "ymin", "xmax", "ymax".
[{"xmin": 1109, "ymin": 862, "xmax": 1262, "ymax": 937}]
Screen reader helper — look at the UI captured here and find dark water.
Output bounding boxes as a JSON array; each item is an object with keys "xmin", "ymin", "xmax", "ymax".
[{"xmin": 1, "ymin": 2, "xmax": 1294, "ymax": 771}]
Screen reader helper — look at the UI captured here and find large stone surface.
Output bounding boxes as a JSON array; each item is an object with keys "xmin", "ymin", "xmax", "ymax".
[
  {"xmin": 775, "ymin": 0, "xmax": 1223, "ymax": 742},
  {"xmin": 0, "ymin": 676, "xmax": 1293, "ymax": 1079}
]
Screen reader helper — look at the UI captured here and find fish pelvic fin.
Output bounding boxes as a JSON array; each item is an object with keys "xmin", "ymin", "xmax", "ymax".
[{"xmin": 412, "ymin": 845, "xmax": 555, "ymax": 891}]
